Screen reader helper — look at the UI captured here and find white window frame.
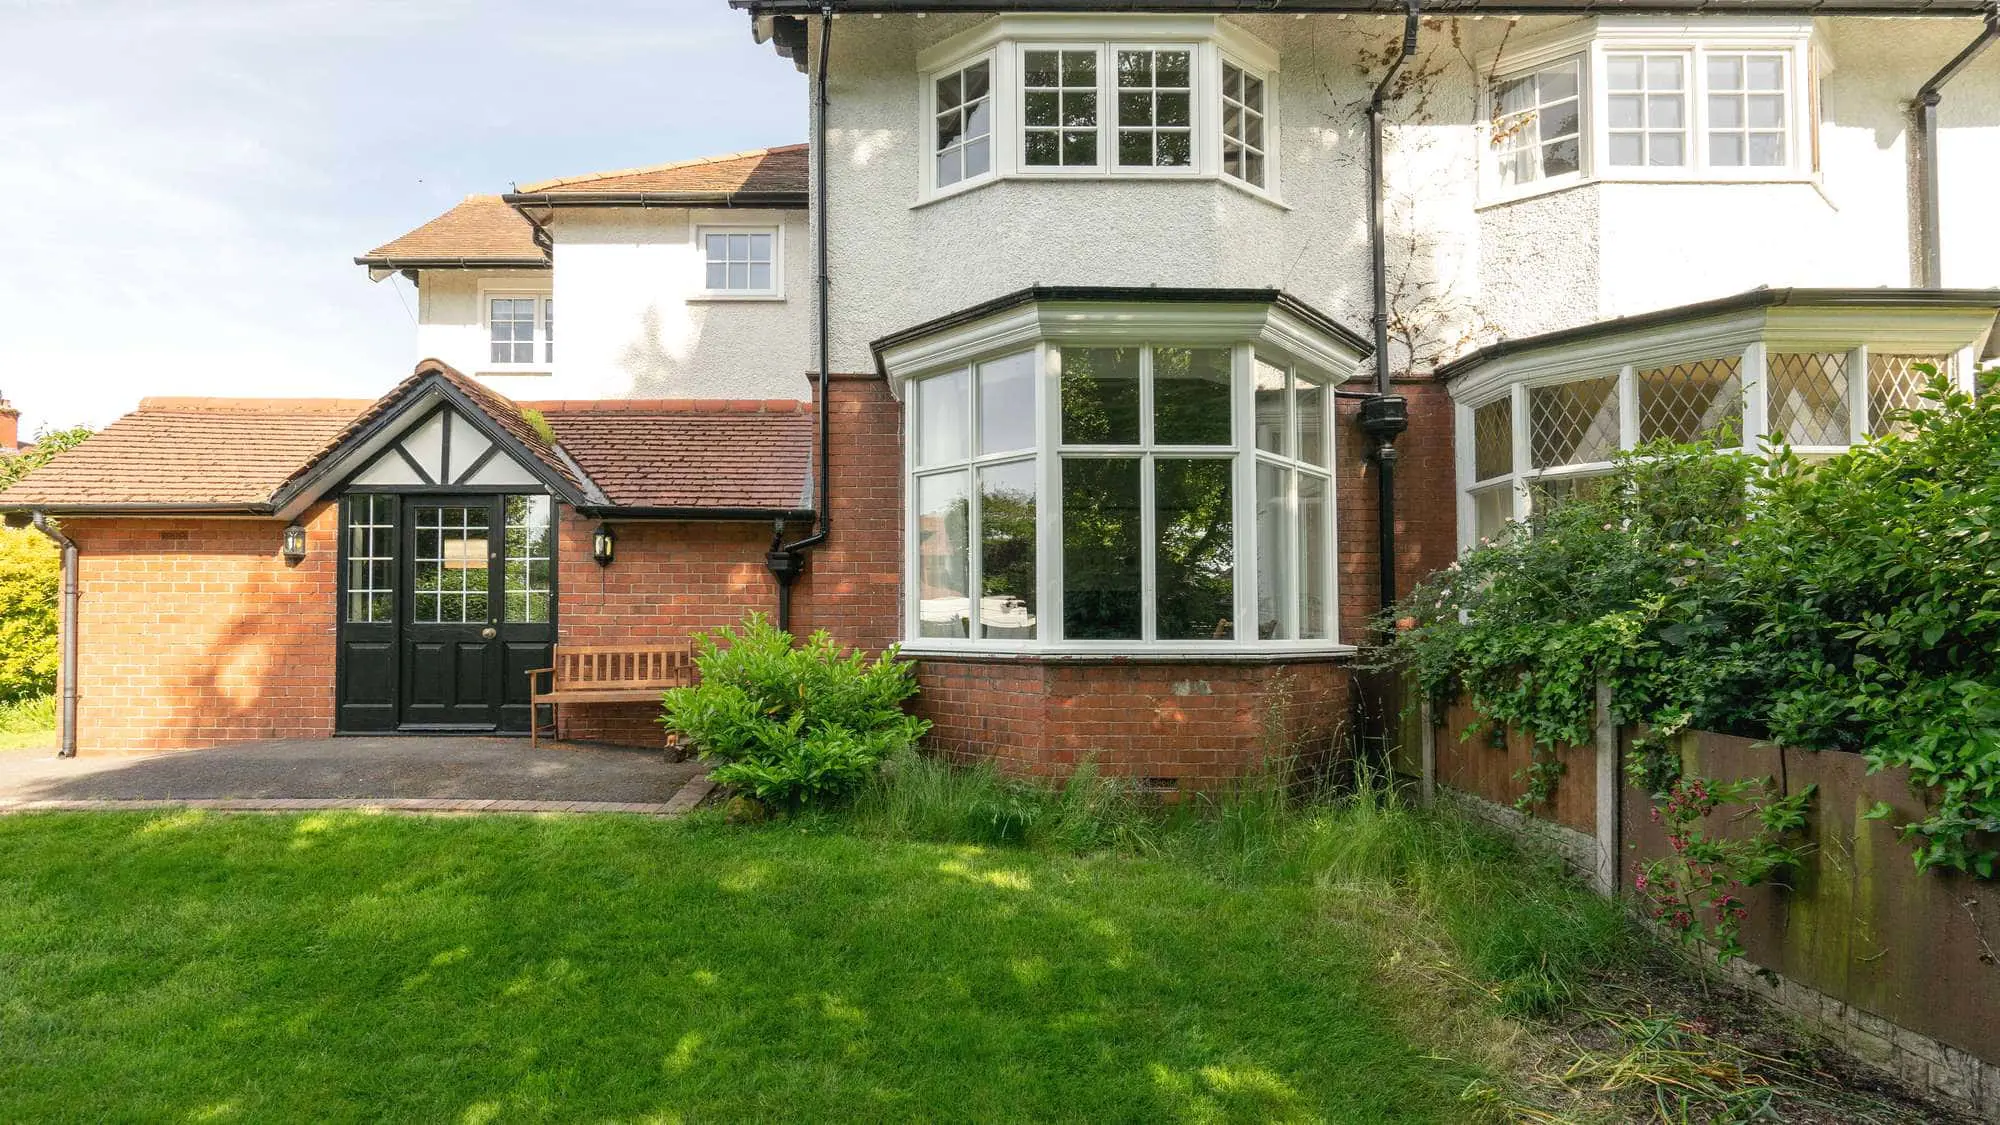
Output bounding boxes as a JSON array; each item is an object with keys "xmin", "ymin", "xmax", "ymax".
[
  {"xmin": 925, "ymin": 50, "xmax": 999, "ymax": 199},
  {"xmin": 478, "ymin": 286, "xmax": 553, "ymax": 373},
  {"xmin": 1479, "ymin": 17, "xmax": 1825, "ymax": 205},
  {"xmin": 1450, "ymin": 307, "xmax": 1986, "ymax": 552},
  {"xmin": 693, "ymin": 223, "xmax": 784, "ymax": 301},
  {"xmin": 913, "ymin": 15, "xmax": 1279, "ymax": 207},
  {"xmin": 893, "ymin": 311, "xmax": 1356, "ymax": 659}
]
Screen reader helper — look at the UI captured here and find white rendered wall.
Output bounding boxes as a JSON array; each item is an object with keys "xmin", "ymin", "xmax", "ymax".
[
  {"xmin": 414, "ymin": 268, "xmax": 551, "ymax": 380},
  {"xmin": 812, "ymin": 13, "xmax": 2000, "ymax": 375},
  {"xmin": 545, "ymin": 207, "xmax": 811, "ymax": 400}
]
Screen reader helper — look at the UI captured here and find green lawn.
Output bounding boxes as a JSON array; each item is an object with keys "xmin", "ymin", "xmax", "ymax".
[{"xmin": 0, "ymin": 811, "xmax": 1477, "ymax": 1123}]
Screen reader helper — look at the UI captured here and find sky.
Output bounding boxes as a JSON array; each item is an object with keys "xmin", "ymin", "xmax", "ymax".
[{"xmin": 0, "ymin": 0, "xmax": 805, "ymax": 436}]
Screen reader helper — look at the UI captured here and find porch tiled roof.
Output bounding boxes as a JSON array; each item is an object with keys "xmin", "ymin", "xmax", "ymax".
[
  {"xmin": 356, "ymin": 195, "xmax": 547, "ymax": 269},
  {"xmin": 0, "ymin": 366, "xmax": 814, "ymax": 518},
  {"xmin": 512, "ymin": 145, "xmax": 808, "ymax": 199},
  {"xmin": 537, "ymin": 400, "xmax": 814, "ymax": 512},
  {"xmin": 0, "ymin": 399, "xmax": 367, "ymax": 510}
]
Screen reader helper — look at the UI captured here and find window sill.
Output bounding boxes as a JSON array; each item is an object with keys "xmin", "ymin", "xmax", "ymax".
[
  {"xmin": 910, "ymin": 171, "xmax": 1289, "ymax": 213},
  {"xmin": 477, "ymin": 368, "xmax": 552, "ymax": 377},
  {"xmin": 897, "ymin": 642, "xmax": 1357, "ymax": 663},
  {"xmin": 687, "ymin": 292, "xmax": 786, "ymax": 303}
]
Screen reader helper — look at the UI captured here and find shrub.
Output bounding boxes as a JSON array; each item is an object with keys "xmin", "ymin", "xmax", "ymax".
[
  {"xmin": 0, "ymin": 528, "xmax": 59, "ymax": 703},
  {"xmin": 663, "ymin": 615, "xmax": 928, "ymax": 811},
  {"xmin": 1384, "ymin": 370, "xmax": 2000, "ymax": 877}
]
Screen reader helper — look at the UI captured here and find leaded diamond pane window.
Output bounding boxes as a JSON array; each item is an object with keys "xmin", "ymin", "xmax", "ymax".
[
  {"xmin": 1530, "ymin": 376, "xmax": 1620, "ymax": 467},
  {"xmin": 1867, "ymin": 354, "xmax": 1948, "ymax": 435},
  {"xmin": 1768, "ymin": 352, "xmax": 1851, "ymax": 447},
  {"xmin": 1472, "ymin": 398, "xmax": 1513, "ymax": 481},
  {"xmin": 1638, "ymin": 357, "xmax": 1742, "ymax": 444}
]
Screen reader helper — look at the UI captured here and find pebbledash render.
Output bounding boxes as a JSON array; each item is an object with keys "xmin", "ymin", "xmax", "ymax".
[{"xmin": 5, "ymin": 2, "xmax": 1999, "ymax": 788}]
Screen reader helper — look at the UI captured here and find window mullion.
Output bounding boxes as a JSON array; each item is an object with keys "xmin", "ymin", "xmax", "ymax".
[
  {"xmin": 1039, "ymin": 342, "xmax": 1062, "ymax": 644},
  {"xmin": 1138, "ymin": 345, "xmax": 1156, "ymax": 641},
  {"xmin": 1231, "ymin": 344, "xmax": 1256, "ymax": 641}
]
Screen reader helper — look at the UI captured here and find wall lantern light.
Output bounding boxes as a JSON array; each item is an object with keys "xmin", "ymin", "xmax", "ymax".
[
  {"xmin": 281, "ymin": 523, "xmax": 309, "ymax": 563},
  {"xmin": 592, "ymin": 523, "xmax": 616, "ymax": 566}
]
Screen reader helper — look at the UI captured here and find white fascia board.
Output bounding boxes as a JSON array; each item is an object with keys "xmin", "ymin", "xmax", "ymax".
[
  {"xmin": 1450, "ymin": 309, "xmax": 1768, "ymax": 405},
  {"xmin": 1482, "ymin": 15, "xmax": 1815, "ymax": 76},
  {"xmin": 878, "ymin": 298, "xmax": 1365, "ymax": 396},
  {"xmin": 918, "ymin": 14, "xmax": 1276, "ymax": 74},
  {"xmin": 1761, "ymin": 306, "xmax": 2000, "ymax": 356}
]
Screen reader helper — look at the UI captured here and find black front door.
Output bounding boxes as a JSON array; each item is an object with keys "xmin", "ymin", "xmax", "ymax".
[
  {"xmin": 402, "ymin": 499, "xmax": 502, "ymax": 728},
  {"xmin": 337, "ymin": 493, "xmax": 556, "ymax": 734}
]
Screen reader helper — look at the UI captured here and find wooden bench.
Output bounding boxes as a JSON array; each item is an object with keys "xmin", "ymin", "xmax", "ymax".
[{"xmin": 528, "ymin": 644, "xmax": 696, "ymax": 748}]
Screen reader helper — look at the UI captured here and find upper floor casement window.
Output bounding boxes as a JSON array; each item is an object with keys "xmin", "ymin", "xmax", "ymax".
[
  {"xmin": 485, "ymin": 291, "xmax": 553, "ymax": 369},
  {"xmin": 918, "ymin": 17, "xmax": 1280, "ymax": 205},
  {"xmin": 698, "ymin": 225, "xmax": 783, "ymax": 299},
  {"xmin": 880, "ymin": 293, "xmax": 1367, "ymax": 657},
  {"xmin": 1481, "ymin": 19, "xmax": 1826, "ymax": 202}
]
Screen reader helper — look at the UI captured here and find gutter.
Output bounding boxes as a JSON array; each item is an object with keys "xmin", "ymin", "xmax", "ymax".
[
  {"xmin": 352, "ymin": 257, "xmax": 548, "ymax": 271},
  {"xmin": 575, "ymin": 506, "xmax": 819, "ymax": 521},
  {"xmin": 733, "ymin": 0, "xmax": 1998, "ymax": 16},
  {"xmin": 767, "ymin": 4, "xmax": 836, "ymax": 632},
  {"xmin": 1913, "ymin": 3, "xmax": 2000, "ymax": 287},
  {"xmin": 29, "ymin": 512, "xmax": 78, "ymax": 758},
  {"xmin": 500, "ymin": 191, "xmax": 810, "ymax": 209},
  {"xmin": 1360, "ymin": 0, "xmax": 1420, "ymax": 614}
]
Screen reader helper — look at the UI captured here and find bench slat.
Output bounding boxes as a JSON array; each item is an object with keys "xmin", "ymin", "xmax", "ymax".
[{"xmin": 530, "ymin": 643, "xmax": 696, "ymax": 747}]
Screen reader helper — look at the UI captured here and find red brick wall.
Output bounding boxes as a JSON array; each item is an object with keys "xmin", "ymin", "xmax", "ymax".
[
  {"xmin": 786, "ymin": 374, "xmax": 903, "ymax": 652},
  {"xmin": 63, "ymin": 506, "xmax": 339, "ymax": 753},
  {"xmin": 916, "ymin": 657, "xmax": 1354, "ymax": 789},
  {"xmin": 550, "ymin": 512, "xmax": 779, "ymax": 746}
]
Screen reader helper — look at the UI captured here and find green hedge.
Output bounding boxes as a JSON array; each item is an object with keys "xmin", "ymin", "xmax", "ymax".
[{"xmin": 1387, "ymin": 371, "xmax": 2000, "ymax": 877}]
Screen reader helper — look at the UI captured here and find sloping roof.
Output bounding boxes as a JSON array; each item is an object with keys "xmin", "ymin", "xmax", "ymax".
[
  {"xmin": 0, "ymin": 364, "xmax": 816, "ymax": 519},
  {"xmin": 505, "ymin": 145, "xmax": 809, "ymax": 206},
  {"xmin": 0, "ymin": 399, "xmax": 368, "ymax": 511},
  {"xmin": 537, "ymin": 400, "xmax": 814, "ymax": 513},
  {"xmin": 355, "ymin": 195, "xmax": 548, "ymax": 270}
]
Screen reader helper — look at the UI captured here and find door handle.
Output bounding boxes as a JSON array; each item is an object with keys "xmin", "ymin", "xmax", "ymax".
[{"xmin": 481, "ymin": 627, "xmax": 498, "ymax": 640}]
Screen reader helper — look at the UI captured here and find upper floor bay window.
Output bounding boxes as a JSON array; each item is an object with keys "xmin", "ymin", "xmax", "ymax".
[
  {"xmin": 487, "ymin": 292, "xmax": 552, "ymax": 369},
  {"xmin": 700, "ymin": 226, "xmax": 781, "ymax": 298},
  {"xmin": 1482, "ymin": 19, "xmax": 1822, "ymax": 200},
  {"xmin": 883, "ymin": 292, "xmax": 1366, "ymax": 654},
  {"xmin": 917, "ymin": 17, "xmax": 1279, "ymax": 202}
]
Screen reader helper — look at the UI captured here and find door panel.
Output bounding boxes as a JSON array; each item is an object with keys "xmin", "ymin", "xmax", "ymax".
[{"xmin": 400, "ymin": 501, "xmax": 502, "ymax": 728}]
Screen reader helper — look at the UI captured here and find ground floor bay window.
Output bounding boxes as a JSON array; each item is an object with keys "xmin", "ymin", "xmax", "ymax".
[{"xmin": 883, "ymin": 289, "xmax": 1368, "ymax": 656}]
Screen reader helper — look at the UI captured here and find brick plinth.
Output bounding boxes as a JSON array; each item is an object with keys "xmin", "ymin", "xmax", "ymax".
[{"xmin": 915, "ymin": 655, "xmax": 1355, "ymax": 788}]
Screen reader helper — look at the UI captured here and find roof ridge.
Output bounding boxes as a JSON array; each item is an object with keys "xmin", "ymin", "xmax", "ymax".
[{"xmin": 516, "ymin": 144, "xmax": 807, "ymax": 193}]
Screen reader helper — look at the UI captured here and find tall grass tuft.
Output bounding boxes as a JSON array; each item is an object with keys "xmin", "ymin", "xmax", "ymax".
[
  {"xmin": 855, "ymin": 748, "xmax": 1633, "ymax": 1019},
  {"xmin": 0, "ymin": 694, "xmax": 55, "ymax": 735}
]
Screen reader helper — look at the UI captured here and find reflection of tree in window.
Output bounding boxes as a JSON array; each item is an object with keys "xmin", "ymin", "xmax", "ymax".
[
  {"xmin": 1062, "ymin": 458, "xmax": 1142, "ymax": 639},
  {"xmin": 979, "ymin": 462, "xmax": 1037, "ymax": 638},
  {"xmin": 1060, "ymin": 347, "xmax": 1140, "ymax": 444},
  {"xmin": 1155, "ymin": 458, "xmax": 1234, "ymax": 640}
]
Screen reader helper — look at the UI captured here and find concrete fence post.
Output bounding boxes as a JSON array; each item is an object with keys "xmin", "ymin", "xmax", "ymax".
[
  {"xmin": 1419, "ymin": 697, "xmax": 1437, "ymax": 807},
  {"xmin": 1593, "ymin": 679, "xmax": 1619, "ymax": 896}
]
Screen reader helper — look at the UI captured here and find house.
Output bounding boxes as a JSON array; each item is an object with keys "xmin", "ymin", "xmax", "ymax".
[{"xmin": 5, "ymin": 0, "xmax": 1998, "ymax": 788}]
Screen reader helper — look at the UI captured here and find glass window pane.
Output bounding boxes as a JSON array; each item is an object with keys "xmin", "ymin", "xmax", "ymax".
[
  {"xmin": 1025, "ymin": 131, "xmax": 1060, "ymax": 166},
  {"xmin": 1709, "ymin": 56, "xmax": 1743, "ymax": 89},
  {"xmin": 1062, "ymin": 129, "xmax": 1097, "ymax": 165},
  {"xmin": 1061, "ymin": 50, "xmax": 1096, "ymax": 87},
  {"xmin": 936, "ymin": 72, "xmax": 962, "ymax": 110},
  {"xmin": 748, "ymin": 263, "xmax": 773, "ymax": 291},
  {"xmin": 1768, "ymin": 352, "xmax": 1851, "ymax": 447},
  {"xmin": 1749, "ymin": 132, "xmax": 1784, "ymax": 165},
  {"xmin": 1297, "ymin": 372, "xmax": 1327, "ymax": 466},
  {"xmin": 1256, "ymin": 462, "xmax": 1288, "ymax": 640},
  {"xmin": 727, "ymin": 233, "xmax": 750, "ymax": 259},
  {"xmin": 965, "ymin": 61, "xmax": 989, "ymax": 100},
  {"xmin": 1298, "ymin": 473, "xmax": 1329, "ymax": 640},
  {"xmin": 1254, "ymin": 359, "xmax": 1289, "ymax": 456},
  {"xmin": 1061, "ymin": 457, "xmax": 1142, "ymax": 640},
  {"xmin": 1530, "ymin": 376, "xmax": 1621, "ymax": 467},
  {"xmin": 963, "ymin": 137, "xmax": 991, "ymax": 179},
  {"xmin": 1608, "ymin": 95, "xmax": 1643, "ymax": 129},
  {"xmin": 1748, "ymin": 94, "xmax": 1785, "ymax": 128},
  {"xmin": 1155, "ymin": 458, "xmax": 1235, "ymax": 641},
  {"xmin": 977, "ymin": 351, "xmax": 1037, "ymax": 455},
  {"xmin": 706, "ymin": 262, "xmax": 728, "ymax": 290},
  {"xmin": 1609, "ymin": 133, "xmax": 1644, "ymax": 167},
  {"xmin": 1158, "ymin": 91, "xmax": 1189, "ymax": 127},
  {"xmin": 1024, "ymin": 51, "xmax": 1058, "ymax": 87},
  {"xmin": 1152, "ymin": 346, "xmax": 1233, "ymax": 445},
  {"xmin": 1608, "ymin": 55, "xmax": 1643, "ymax": 89},
  {"xmin": 1157, "ymin": 132, "xmax": 1191, "ymax": 167},
  {"xmin": 748, "ymin": 234, "xmax": 773, "ymax": 262},
  {"xmin": 917, "ymin": 471, "xmax": 971, "ymax": 639},
  {"xmin": 1473, "ymin": 398, "xmax": 1513, "ymax": 482},
  {"xmin": 1638, "ymin": 357, "xmax": 1744, "ymax": 444},
  {"xmin": 1060, "ymin": 347, "xmax": 1141, "ymax": 444},
  {"xmin": 1651, "ymin": 133, "xmax": 1684, "ymax": 167},
  {"xmin": 1710, "ymin": 131, "xmax": 1745, "ymax": 166},
  {"xmin": 727, "ymin": 262, "xmax": 748, "ymax": 290},
  {"xmin": 1747, "ymin": 55, "xmax": 1784, "ymax": 90},
  {"xmin": 1119, "ymin": 130, "xmax": 1153, "ymax": 167},
  {"xmin": 1647, "ymin": 56, "xmax": 1684, "ymax": 89},
  {"xmin": 1473, "ymin": 484, "xmax": 1514, "ymax": 543},
  {"xmin": 917, "ymin": 368, "xmax": 971, "ymax": 467},
  {"xmin": 979, "ymin": 461, "xmax": 1037, "ymax": 640},
  {"xmin": 1025, "ymin": 90, "xmax": 1059, "ymax": 128}
]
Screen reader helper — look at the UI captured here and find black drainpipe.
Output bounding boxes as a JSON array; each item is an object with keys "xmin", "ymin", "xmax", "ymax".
[
  {"xmin": 767, "ymin": 5, "xmax": 835, "ymax": 631},
  {"xmin": 1914, "ymin": 4, "xmax": 2000, "ymax": 287},
  {"xmin": 1361, "ymin": 0, "xmax": 1420, "ymax": 613},
  {"xmin": 31, "ymin": 511, "xmax": 79, "ymax": 757}
]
